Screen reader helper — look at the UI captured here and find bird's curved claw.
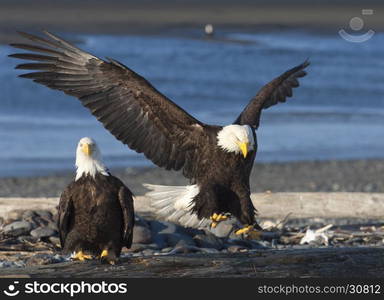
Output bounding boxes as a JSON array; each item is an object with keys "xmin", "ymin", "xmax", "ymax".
[
  {"xmin": 235, "ymin": 225, "xmax": 262, "ymax": 239},
  {"xmin": 72, "ymin": 250, "xmax": 93, "ymax": 261},
  {"xmin": 100, "ymin": 249, "xmax": 116, "ymax": 265},
  {"xmin": 210, "ymin": 213, "xmax": 229, "ymax": 228}
]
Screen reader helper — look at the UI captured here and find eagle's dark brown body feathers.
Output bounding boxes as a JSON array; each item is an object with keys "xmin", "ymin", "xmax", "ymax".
[{"xmin": 58, "ymin": 173, "xmax": 134, "ymax": 260}]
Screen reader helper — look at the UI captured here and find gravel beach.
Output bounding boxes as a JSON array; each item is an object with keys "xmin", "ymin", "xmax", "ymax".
[{"xmin": 1, "ymin": 159, "xmax": 383, "ymax": 197}]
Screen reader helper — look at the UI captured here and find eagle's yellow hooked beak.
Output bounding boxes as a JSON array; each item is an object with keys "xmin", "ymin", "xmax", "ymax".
[
  {"xmin": 82, "ymin": 143, "xmax": 92, "ymax": 156},
  {"xmin": 238, "ymin": 141, "xmax": 249, "ymax": 158}
]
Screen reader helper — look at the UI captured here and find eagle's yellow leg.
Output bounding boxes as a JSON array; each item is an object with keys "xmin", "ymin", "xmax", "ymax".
[
  {"xmin": 100, "ymin": 249, "xmax": 116, "ymax": 265},
  {"xmin": 235, "ymin": 225, "xmax": 262, "ymax": 239},
  {"xmin": 72, "ymin": 250, "xmax": 92, "ymax": 261},
  {"xmin": 210, "ymin": 213, "xmax": 229, "ymax": 228}
]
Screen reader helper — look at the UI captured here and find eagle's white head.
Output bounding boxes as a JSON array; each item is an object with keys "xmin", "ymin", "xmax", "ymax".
[
  {"xmin": 217, "ymin": 125, "xmax": 255, "ymax": 158},
  {"xmin": 75, "ymin": 137, "xmax": 109, "ymax": 181}
]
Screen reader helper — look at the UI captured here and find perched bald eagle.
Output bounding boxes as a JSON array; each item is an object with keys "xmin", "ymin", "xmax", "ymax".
[
  {"xmin": 58, "ymin": 137, "xmax": 134, "ymax": 264},
  {"xmin": 10, "ymin": 31, "xmax": 308, "ymax": 236}
]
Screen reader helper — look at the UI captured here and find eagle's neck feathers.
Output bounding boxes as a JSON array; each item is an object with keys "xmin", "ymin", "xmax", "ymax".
[
  {"xmin": 217, "ymin": 124, "xmax": 254, "ymax": 155},
  {"xmin": 75, "ymin": 143, "xmax": 109, "ymax": 181}
]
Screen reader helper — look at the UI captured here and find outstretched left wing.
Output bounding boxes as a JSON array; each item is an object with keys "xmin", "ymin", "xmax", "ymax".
[
  {"xmin": 9, "ymin": 31, "xmax": 210, "ymax": 180},
  {"xmin": 234, "ymin": 60, "xmax": 309, "ymax": 129}
]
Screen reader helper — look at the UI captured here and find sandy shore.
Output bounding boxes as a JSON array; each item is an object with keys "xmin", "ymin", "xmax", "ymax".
[
  {"xmin": 0, "ymin": 0, "xmax": 383, "ymax": 44},
  {"xmin": 1, "ymin": 159, "xmax": 383, "ymax": 197}
]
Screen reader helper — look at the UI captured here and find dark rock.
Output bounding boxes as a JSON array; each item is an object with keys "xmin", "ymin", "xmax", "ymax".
[
  {"xmin": 135, "ymin": 215, "xmax": 149, "ymax": 227},
  {"xmin": 3, "ymin": 221, "xmax": 33, "ymax": 236},
  {"xmin": 194, "ymin": 233, "xmax": 224, "ymax": 250},
  {"xmin": 35, "ymin": 210, "xmax": 53, "ymax": 220},
  {"xmin": 165, "ymin": 233, "xmax": 195, "ymax": 247},
  {"xmin": 47, "ymin": 222, "xmax": 58, "ymax": 231},
  {"xmin": 22, "ymin": 210, "xmax": 38, "ymax": 220},
  {"xmin": 175, "ymin": 237, "xmax": 196, "ymax": 248},
  {"xmin": 209, "ymin": 220, "xmax": 236, "ymax": 238},
  {"xmin": 30, "ymin": 227, "xmax": 57, "ymax": 238},
  {"xmin": 150, "ymin": 220, "xmax": 178, "ymax": 234},
  {"xmin": 49, "ymin": 236, "xmax": 61, "ymax": 247},
  {"xmin": 132, "ymin": 225, "xmax": 152, "ymax": 244}
]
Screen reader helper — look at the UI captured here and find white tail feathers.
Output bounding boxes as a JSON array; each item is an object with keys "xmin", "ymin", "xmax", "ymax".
[{"xmin": 144, "ymin": 184, "xmax": 209, "ymax": 229}]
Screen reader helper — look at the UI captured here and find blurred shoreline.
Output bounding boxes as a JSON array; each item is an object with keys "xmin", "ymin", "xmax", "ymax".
[
  {"xmin": 0, "ymin": 0, "xmax": 383, "ymax": 44},
  {"xmin": 1, "ymin": 159, "xmax": 384, "ymax": 197}
]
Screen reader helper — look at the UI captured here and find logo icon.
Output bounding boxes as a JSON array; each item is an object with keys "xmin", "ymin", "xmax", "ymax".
[
  {"xmin": 3, "ymin": 281, "xmax": 20, "ymax": 297},
  {"xmin": 339, "ymin": 9, "xmax": 375, "ymax": 43}
]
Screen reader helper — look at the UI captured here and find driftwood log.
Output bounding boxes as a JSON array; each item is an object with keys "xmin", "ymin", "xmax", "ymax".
[{"xmin": 0, "ymin": 247, "xmax": 383, "ymax": 278}]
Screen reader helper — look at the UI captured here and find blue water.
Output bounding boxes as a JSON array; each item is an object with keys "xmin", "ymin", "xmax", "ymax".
[{"xmin": 1, "ymin": 29, "xmax": 384, "ymax": 177}]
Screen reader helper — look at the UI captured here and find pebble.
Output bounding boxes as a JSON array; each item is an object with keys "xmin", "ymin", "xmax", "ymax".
[
  {"xmin": 132, "ymin": 225, "xmax": 152, "ymax": 244},
  {"xmin": 3, "ymin": 221, "xmax": 33, "ymax": 236},
  {"xmin": 30, "ymin": 227, "xmax": 57, "ymax": 239},
  {"xmin": 141, "ymin": 249, "xmax": 154, "ymax": 256},
  {"xmin": 35, "ymin": 210, "xmax": 53, "ymax": 220},
  {"xmin": 161, "ymin": 247, "xmax": 174, "ymax": 253},
  {"xmin": 5, "ymin": 210, "xmax": 24, "ymax": 221},
  {"xmin": 22, "ymin": 210, "xmax": 38, "ymax": 220},
  {"xmin": 227, "ymin": 245, "xmax": 248, "ymax": 253},
  {"xmin": 49, "ymin": 236, "xmax": 61, "ymax": 247}
]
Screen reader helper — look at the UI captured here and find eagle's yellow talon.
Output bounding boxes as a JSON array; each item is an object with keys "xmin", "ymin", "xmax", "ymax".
[
  {"xmin": 100, "ymin": 249, "xmax": 109, "ymax": 258},
  {"xmin": 210, "ymin": 213, "xmax": 229, "ymax": 228},
  {"xmin": 235, "ymin": 225, "xmax": 261, "ymax": 239},
  {"xmin": 235, "ymin": 225, "xmax": 262, "ymax": 239},
  {"xmin": 72, "ymin": 250, "xmax": 92, "ymax": 261},
  {"xmin": 100, "ymin": 249, "xmax": 117, "ymax": 265},
  {"xmin": 235, "ymin": 225, "xmax": 253, "ymax": 235}
]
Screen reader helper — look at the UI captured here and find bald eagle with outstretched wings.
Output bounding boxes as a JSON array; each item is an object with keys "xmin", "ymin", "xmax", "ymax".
[{"xmin": 10, "ymin": 31, "xmax": 309, "ymax": 236}]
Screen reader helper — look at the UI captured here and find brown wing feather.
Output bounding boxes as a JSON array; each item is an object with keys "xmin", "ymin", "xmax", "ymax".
[
  {"xmin": 9, "ymin": 31, "xmax": 208, "ymax": 179},
  {"xmin": 118, "ymin": 185, "xmax": 135, "ymax": 248},
  {"xmin": 57, "ymin": 185, "xmax": 74, "ymax": 248},
  {"xmin": 234, "ymin": 60, "xmax": 310, "ymax": 129}
]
